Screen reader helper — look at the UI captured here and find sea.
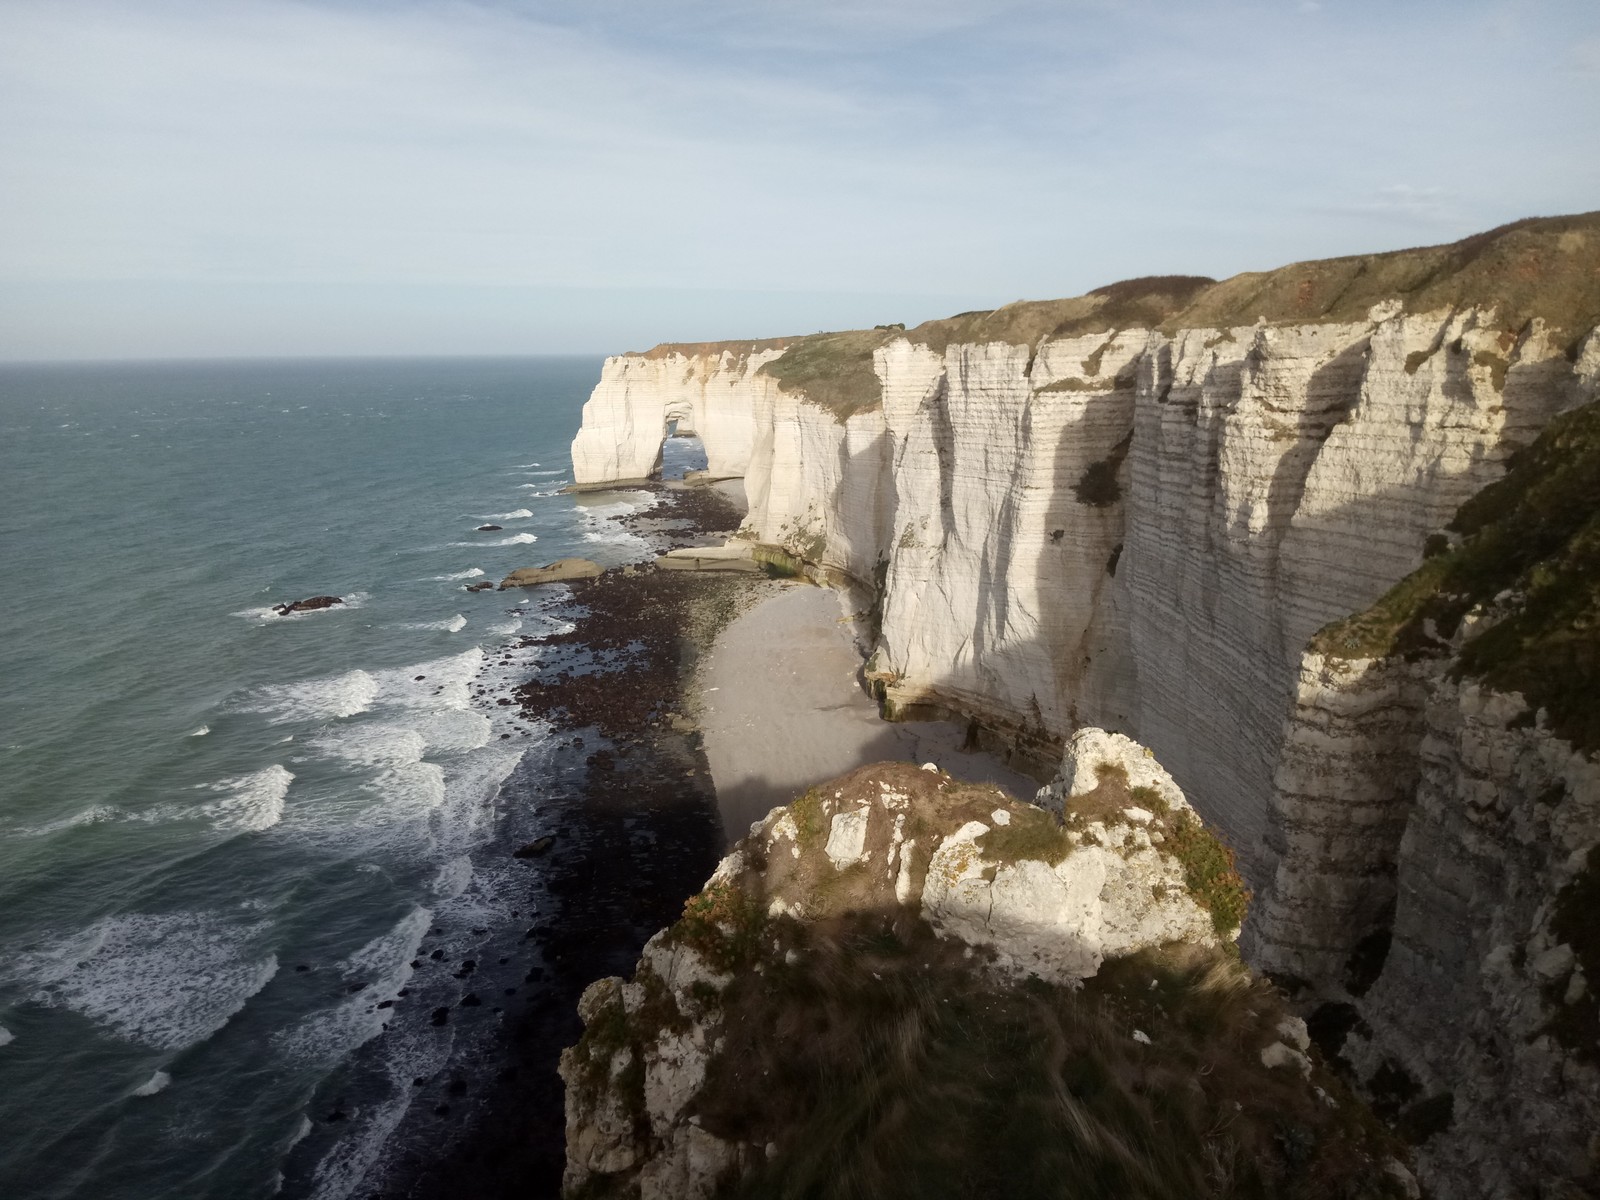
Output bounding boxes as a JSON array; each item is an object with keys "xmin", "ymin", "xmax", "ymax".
[{"xmin": 0, "ymin": 357, "xmax": 700, "ymax": 1199}]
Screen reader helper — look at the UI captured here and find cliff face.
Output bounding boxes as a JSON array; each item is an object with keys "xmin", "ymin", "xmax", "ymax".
[{"xmin": 567, "ymin": 214, "xmax": 1600, "ymax": 1195}]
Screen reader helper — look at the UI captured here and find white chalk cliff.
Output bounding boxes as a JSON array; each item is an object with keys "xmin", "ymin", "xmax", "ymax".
[{"xmin": 568, "ymin": 215, "xmax": 1600, "ymax": 1197}]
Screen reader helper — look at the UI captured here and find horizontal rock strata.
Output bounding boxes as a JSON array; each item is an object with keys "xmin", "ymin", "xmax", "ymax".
[{"xmin": 567, "ymin": 214, "xmax": 1600, "ymax": 1198}]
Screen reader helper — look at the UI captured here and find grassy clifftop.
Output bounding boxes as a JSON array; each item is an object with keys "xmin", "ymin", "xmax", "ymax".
[{"xmin": 628, "ymin": 212, "xmax": 1600, "ymax": 420}]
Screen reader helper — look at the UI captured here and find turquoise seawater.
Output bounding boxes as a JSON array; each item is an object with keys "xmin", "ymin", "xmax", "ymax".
[{"xmin": 0, "ymin": 357, "xmax": 671, "ymax": 1198}]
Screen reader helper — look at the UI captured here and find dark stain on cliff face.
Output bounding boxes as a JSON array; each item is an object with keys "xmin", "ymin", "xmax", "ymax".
[{"xmin": 1072, "ymin": 429, "xmax": 1133, "ymax": 507}]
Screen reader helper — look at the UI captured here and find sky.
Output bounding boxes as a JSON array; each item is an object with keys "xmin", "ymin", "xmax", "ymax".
[{"xmin": 1, "ymin": 0, "xmax": 1597, "ymax": 359}]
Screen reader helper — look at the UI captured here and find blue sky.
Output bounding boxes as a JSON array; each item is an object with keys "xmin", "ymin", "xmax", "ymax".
[{"xmin": 1, "ymin": 0, "xmax": 1597, "ymax": 358}]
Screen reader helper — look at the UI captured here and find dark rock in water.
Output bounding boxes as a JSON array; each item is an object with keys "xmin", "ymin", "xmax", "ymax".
[
  {"xmin": 513, "ymin": 835, "xmax": 556, "ymax": 860},
  {"xmin": 460, "ymin": 993, "xmax": 482, "ymax": 1008},
  {"xmin": 476, "ymin": 524, "xmax": 503, "ymax": 532},
  {"xmin": 272, "ymin": 594, "xmax": 344, "ymax": 616},
  {"xmin": 430, "ymin": 1007, "xmax": 450, "ymax": 1027},
  {"xmin": 465, "ymin": 581, "xmax": 494, "ymax": 592}
]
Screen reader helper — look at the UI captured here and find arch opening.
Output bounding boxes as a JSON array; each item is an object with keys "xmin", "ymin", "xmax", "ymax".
[{"xmin": 655, "ymin": 409, "xmax": 708, "ymax": 481}]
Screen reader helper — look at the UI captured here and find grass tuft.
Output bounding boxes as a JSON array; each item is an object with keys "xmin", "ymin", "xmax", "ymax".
[{"xmin": 1165, "ymin": 813, "xmax": 1251, "ymax": 937}]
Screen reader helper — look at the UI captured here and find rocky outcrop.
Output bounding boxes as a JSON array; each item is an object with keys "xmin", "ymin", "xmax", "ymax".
[
  {"xmin": 561, "ymin": 750, "xmax": 1404, "ymax": 1199},
  {"xmin": 272, "ymin": 594, "xmax": 344, "ymax": 616},
  {"xmin": 498, "ymin": 559, "xmax": 603, "ymax": 589}
]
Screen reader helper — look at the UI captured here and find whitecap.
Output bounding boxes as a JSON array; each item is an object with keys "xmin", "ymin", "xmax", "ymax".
[
  {"xmin": 479, "ymin": 508, "xmax": 533, "ymax": 520},
  {"xmin": 450, "ymin": 532, "xmax": 536, "ymax": 547},
  {"xmin": 309, "ymin": 725, "xmax": 426, "ymax": 770},
  {"xmin": 429, "ymin": 568, "xmax": 484, "ymax": 581},
  {"xmin": 512, "ymin": 461, "xmax": 541, "ymax": 468},
  {"xmin": 241, "ymin": 670, "xmax": 378, "ymax": 725},
  {"xmin": 6, "ymin": 912, "xmax": 277, "ymax": 1051},
  {"xmin": 485, "ymin": 618, "xmax": 523, "ymax": 636},
  {"xmin": 131, "ymin": 1070, "xmax": 171, "ymax": 1097},
  {"xmin": 525, "ymin": 468, "xmax": 564, "ymax": 476},
  {"xmin": 196, "ymin": 764, "xmax": 292, "ymax": 832},
  {"xmin": 0, "ymin": 1026, "xmax": 13, "ymax": 1047},
  {"xmin": 188, "ymin": 725, "xmax": 210, "ymax": 738},
  {"xmin": 400, "ymin": 614, "xmax": 467, "ymax": 633}
]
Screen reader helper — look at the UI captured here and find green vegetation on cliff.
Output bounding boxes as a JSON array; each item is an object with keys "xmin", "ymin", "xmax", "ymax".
[
  {"xmin": 757, "ymin": 327, "xmax": 900, "ymax": 420},
  {"xmin": 1313, "ymin": 398, "xmax": 1600, "ymax": 754}
]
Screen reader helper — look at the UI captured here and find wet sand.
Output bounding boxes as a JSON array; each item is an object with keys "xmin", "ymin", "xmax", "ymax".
[{"xmin": 698, "ymin": 584, "xmax": 1039, "ymax": 841}]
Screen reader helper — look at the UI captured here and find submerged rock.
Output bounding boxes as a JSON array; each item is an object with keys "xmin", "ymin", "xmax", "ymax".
[{"xmin": 476, "ymin": 524, "xmax": 504, "ymax": 531}]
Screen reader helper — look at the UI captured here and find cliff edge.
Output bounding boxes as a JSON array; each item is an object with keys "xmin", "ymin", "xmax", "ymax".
[{"xmin": 562, "ymin": 741, "xmax": 1411, "ymax": 1200}]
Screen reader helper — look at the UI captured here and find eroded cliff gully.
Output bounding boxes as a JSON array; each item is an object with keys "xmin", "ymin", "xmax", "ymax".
[{"xmin": 568, "ymin": 215, "xmax": 1600, "ymax": 1197}]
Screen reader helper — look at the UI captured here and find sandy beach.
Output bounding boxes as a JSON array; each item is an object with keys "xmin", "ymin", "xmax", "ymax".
[{"xmin": 697, "ymin": 582, "xmax": 1039, "ymax": 840}]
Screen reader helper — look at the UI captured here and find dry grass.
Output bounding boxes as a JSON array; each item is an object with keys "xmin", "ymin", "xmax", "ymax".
[
  {"xmin": 633, "ymin": 214, "xmax": 1600, "ymax": 425},
  {"xmin": 695, "ymin": 919, "xmax": 1402, "ymax": 1200}
]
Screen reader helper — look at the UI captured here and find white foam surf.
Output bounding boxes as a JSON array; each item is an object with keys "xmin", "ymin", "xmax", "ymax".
[
  {"xmin": 451, "ymin": 532, "xmax": 536, "ymax": 547},
  {"xmin": 196, "ymin": 764, "xmax": 292, "ymax": 832},
  {"xmin": 401, "ymin": 614, "xmax": 467, "ymax": 633},
  {"xmin": 430, "ymin": 568, "xmax": 484, "ymax": 581},
  {"xmin": 431, "ymin": 855, "xmax": 473, "ymax": 899},
  {"xmin": 524, "ymin": 468, "xmax": 564, "ymax": 475},
  {"xmin": 274, "ymin": 907, "xmax": 431, "ymax": 1066},
  {"xmin": 12, "ymin": 804, "xmax": 121, "ymax": 837},
  {"xmin": 371, "ymin": 648, "xmax": 483, "ymax": 712},
  {"xmin": 0, "ymin": 1026, "xmax": 13, "ymax": 1047},
  {"xmin": 188, "ymin": 725, "xmax": 210, "ymax": 738},
  {"xmin": 241, "ymin": 669, "xmax": 378, "ymax": 725},
  {"xmin": 480, "ymin": 508, "xmax": 533, "ymax": 520},
  {"xmin": 309, "ymin": 725, "xmax": 427, "ymax": 770},
  {"xmin": 412, "ymin": 709, "xmax": 492, "ymax": 754},
  {"xmin": 7, "ymin": 912, "xmax": 278, "ymax": 1051},
  {"xmin": 431, "ymin": 745, "xmax": 524, "ymax": 858},
  {"xmin": 131, "ymin": 1070, "xmax": 171, "ymax": 1097}
]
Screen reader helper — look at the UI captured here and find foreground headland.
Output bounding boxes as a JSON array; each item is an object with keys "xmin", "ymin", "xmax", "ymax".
[
  {"xmin": 560, "ymin": 214, "xmax": 1600, "ymax": 1198},
  {"xmin": 389, "ymin": 490, "xmax": 1035, "ymax": 1197}
]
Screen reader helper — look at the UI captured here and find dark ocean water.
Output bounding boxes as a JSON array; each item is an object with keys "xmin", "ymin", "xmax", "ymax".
[{"xmin": 0, "ymin": 357, "xmax": 684, "ymax": 1199}]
